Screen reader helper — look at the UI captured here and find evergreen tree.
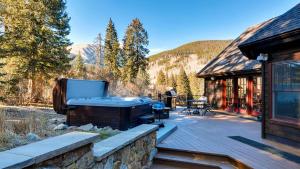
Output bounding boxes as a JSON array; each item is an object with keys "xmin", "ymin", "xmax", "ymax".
[
  {"xmin": 177, "ymin": 68, "xmax": 192, "ymax": 97},
  {"xmin": 123, "ymin": 18, "xmax": 149, "ymax": 82},
  {"xmin": 0, "ymin": 4, "xmax": 5, "ymax": 99},
  {"xmin": 104, "ymin": 18, "xmax": 120, "ymax": 78},
  {"xmin": 189, "ymin": 72, "xmax": 203, "ymax": 96},
  {"xmin": 0, "ymin": 0, "xmax": 71, "ymax": 101},
  {"xmin": 135, "ymin": 69, "xmax": 150, "ymax": 95},
  {"xmin": 168, "ymin": 74, "xmax": 177, "ymax": 91},
  {"xmin": 73, "ymin": 52, "xmax": 86, "ymax": 78},
  {"xmin": 93, "ymin": 33, "xmax": 104, "ymax": 67},
  {"xmin": 156, "ymin": 70, "xmax": 166, "ymax": 86}
]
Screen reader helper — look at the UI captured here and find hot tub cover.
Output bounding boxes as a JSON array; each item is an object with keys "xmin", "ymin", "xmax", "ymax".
[{"xmin": 66, "ymin": 97, "xmax": 152, "ymax": 107}]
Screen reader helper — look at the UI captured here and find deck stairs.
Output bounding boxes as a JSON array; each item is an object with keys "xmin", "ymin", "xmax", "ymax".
[{"xmin": 150, "ymin": 147, "xmax": 251, "ymax": 169}]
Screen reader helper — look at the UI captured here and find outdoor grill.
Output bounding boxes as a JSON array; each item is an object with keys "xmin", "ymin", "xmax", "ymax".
[{"xmin": 164, "ymin": 89, "xmax": 177, "ymax": 110}]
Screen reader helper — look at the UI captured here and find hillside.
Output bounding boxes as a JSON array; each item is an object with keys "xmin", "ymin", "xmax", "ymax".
[{"xmin": 147, "ymin": 40, "xmax": 232, "ymax": 84}]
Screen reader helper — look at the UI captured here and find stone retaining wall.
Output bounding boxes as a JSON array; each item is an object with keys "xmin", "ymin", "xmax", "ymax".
[
  {"xmin": 0, "ymin": 124, "xmax": 158, "ymax": 169},
  {"xmin": 93, "ymin": 132, "xmax": 157, "ymax": 169}
]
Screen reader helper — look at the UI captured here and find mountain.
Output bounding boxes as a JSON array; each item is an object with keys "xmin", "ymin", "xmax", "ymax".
[
  {"xmin": 69, "ymin": 40, "xmax": 232, "ymax": 85},
  {"xmin": 69, "ymin": 43, "xmax": 104, "ymax": 64},
  {"xmin": 147, "ymin": 40, "xmax": 232, "ymax": 84}
]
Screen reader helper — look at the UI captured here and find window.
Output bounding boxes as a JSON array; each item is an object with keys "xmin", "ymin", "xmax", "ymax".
[
  {"xmin": 272, "ymin": 61, "xmax": 300, "ymax": 121},
  {"xmin": 253, "ymin": 77, "xmax": 262, "ymax": 113},
  {"xmin": 226, "ymin": 79, "xmax": 233, "ymax": 108},
  {"xmin": 238, "ymin": 78, "xmax": 247, "ymax": 109}
]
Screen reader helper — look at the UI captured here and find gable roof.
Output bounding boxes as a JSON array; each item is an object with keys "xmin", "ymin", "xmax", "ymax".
[
  {"xmin": 197, "ymin": 20, "xmax": 273, "ymax": 78},
  {"xmin": 240, "ymin": 3, "xmax": 300, "ymax": 46}
]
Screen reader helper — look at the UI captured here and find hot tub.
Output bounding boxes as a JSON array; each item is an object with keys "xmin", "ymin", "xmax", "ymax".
[{"xmin": 53, "ymin": 78, "xmax": 152, "ymax": 130}]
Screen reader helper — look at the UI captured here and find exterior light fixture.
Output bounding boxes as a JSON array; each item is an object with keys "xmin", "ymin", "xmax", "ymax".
[
  {"xmin": 211, "ymin": 77, "xmax": 215, "ymax": 81},
  {"xmin": 256, "ymin": 53, "xmax": 268, "ymax": 62}
]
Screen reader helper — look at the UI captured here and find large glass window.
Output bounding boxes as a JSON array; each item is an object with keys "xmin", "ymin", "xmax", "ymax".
[{"xmin": 272, "ymin": 61, "xmax": 300, "ymax": 120}]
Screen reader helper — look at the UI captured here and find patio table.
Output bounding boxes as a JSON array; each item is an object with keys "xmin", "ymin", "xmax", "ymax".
[{"xmin": 186, "ymin": 100, "xmax": 211, "ymax": 116}]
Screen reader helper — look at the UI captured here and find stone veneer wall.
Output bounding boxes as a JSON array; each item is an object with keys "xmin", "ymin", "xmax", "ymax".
[
  {"xmin": 0, "ymin": 124, "xmax": 158, "ymax": 169},
  {"xmin": 93, "ymin": 132, "xmax": 157, "ymax": 169},
  {"xmin": 28, "ymin": 144, "xmax": 94, "ymax": 169}
]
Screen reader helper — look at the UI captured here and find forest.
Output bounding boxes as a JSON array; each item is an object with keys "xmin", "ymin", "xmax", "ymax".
[
  {"xmin": 0, "ymin": 0, "xmax": 151, "ymax": 105},
  {"xmin": 0, "ymin": 0, "xmax": 230, "ymax": 105}
]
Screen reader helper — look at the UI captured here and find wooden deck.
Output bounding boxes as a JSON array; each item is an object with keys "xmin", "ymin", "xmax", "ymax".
[{"xmin": 158, "ymin": 108, "xmax": 300, "ymax": 169}]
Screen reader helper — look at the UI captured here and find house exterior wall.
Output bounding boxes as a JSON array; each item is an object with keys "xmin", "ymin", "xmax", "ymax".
[
  {"xmin": 263, "ymin": 47, "xmax": 300, "ymax": 144},
  {"xmin": 204, "ymin": 75, "xmax": 261, "ymax": 116}
]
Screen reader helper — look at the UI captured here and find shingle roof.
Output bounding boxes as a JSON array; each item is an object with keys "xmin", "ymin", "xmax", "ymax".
[
  {"xmin": 197, "ymin": 20, "xmax": 273, "ymax": 77},
  {"xmin": 241, "ymin": 3, "xmax": 300, "ymax": 45}
]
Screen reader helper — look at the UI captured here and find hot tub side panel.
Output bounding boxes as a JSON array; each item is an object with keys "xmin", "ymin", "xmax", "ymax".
[{"xmin": 67, "ymin": 104, "xmax": 152, "ymax": 130}]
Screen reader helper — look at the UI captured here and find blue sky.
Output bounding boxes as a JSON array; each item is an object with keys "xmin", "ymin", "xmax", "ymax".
[{"xmin": 66, "ymin": 0, "xmax": 299, "ymax": 55}]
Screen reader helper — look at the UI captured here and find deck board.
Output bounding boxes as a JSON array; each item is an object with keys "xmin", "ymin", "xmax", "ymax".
[{"xmin": 158, "ymin": 109, "xmax": 300, "ymax": 169}]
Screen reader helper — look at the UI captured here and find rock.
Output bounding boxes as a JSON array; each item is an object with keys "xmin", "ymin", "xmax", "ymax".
[
  {"xmin": 78, "ymin": 123, "xmax": 94, "ymax": 131},
  {"xmin": 68, "ymin": 126, "xmax": 78, "ymax": 130},
  {"xmin": 92, "ymin": 126, "xmax": 99, "ymax": 131},
  {"xmin": 49, "ymin": 118, "xmax": 65, "ymax": 124},
  {"xmin": 53, "ymin": 123, "xmax": 68, "ymax": 130},
  {"xmin": 26, "ymin": 132, "xmax": 41, "ymax": 142},
  {"xmin": 120, "ymin": 163, "xmax": 128, "ymax": 169},
  {"xmin": 113, "ymin": 161, "xmax": 121, "ymax": 169},
  {"xmin": 104, "ymin": 156, "xmax": 114, "ymax": 169}
]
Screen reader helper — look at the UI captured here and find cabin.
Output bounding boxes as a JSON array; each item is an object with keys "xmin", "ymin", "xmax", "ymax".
[
  {"xmin": 239, "ymin": 3, "xmax": 300, "ymax": 145},
  {"xmin": 197, "ymin": 20, "xmax": 272, "ymax": 116}
]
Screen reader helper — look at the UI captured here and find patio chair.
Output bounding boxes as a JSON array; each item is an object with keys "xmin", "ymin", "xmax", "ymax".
[{"xmin": 201, "ymin": 103, "xmax": 214, "ymax": 116}]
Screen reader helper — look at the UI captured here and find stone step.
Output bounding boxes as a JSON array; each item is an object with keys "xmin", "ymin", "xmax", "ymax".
[
  {"xmin": 151, "ymin": 147, "xmax": 250, "ymax": 169},
  {"xmin": 151, "ymin": 154, "xmax": 221, "ymax": 169}
]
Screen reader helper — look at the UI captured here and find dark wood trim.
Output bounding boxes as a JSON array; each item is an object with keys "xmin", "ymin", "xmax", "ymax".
[
  {"xmin": 197, "ymin": 69, "xmax": 261, "ymax": 78},
  {"xmin": 269, "ymin": 119, "xmax": 300, "ymax": 129},
  {"xmin": 261, "ymin": 62, "xmax": 266, "ymax": 138},
  {"xmin": 268, "ymin": 63, "xmax": 273, "ymax": 119}
]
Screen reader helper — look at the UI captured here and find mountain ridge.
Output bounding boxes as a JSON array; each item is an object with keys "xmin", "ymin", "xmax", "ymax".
[{"xmin": 147, "ymin": 40, "xmax": 232, "ymax": 84}]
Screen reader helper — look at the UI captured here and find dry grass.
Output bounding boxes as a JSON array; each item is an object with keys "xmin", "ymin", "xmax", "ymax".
[{"xmin": 0, "ymin": 108, "xmax": 66, "ymax": 151}]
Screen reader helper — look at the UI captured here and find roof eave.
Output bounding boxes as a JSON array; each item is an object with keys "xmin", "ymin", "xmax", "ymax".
[
  {"xmin": 196, "ymin": 68, "xmax": 261, "ymax": 78},
  {"xmin": 239, "ymin": 29, "xmax": 300, "ymax": 59}
]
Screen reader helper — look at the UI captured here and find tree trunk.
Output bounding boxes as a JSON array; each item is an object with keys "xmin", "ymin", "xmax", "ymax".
[{"xmin": 28, "ymin": 77, "xmax": 43, "ymax": 103}]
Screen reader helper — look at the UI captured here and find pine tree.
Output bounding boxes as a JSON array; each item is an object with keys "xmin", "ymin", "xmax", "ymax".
[
  {"xmin": 123, "ymin": 18, "xmax": 149, "ymax": 82},
  {"xmin": 93, "ymin": 33, "xmax": 104, "ymax": 67},
  {"xmin": 73, "ymin": 52, "xmax": 86, "ymax": 78},
  {"xmin": 0, "ymin": 0, "xmax": 71, "ymax": 101},
  {"xmin": 189, "ymin": 72, "xmax": 204, "ymax": 96},
  {"xmin": 177, "ymin": 68, "xmax": 192, "ymax": 97},
  {"xmin": 156, "ymin": 70, "xmax": 166, "ymax": 86},
  {"xmin": 135, "ymin": 69, "xmax": 150, "ymax": 95},
  {"xmin": 104, "ymin": 18, "xmax": 121, "ymax": 79},
  {"xmin": 168, "ymin": 74, "xmax": 177, "ymax": 91},
  {"xmin": 0, "ymin": 18, "xmax": 4, "ymax": 100}
]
